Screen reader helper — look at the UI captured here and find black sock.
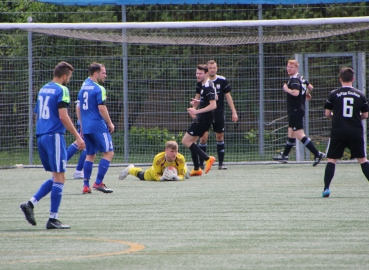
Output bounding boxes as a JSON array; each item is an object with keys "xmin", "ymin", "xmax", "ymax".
[
  {"xmin": 301, "ymin": 136, "xmax": 319, "ymax": 157},
  {"xmin": 324, "ymin": 162, "xmax": 335, "ymax": 190},
  {"xmin": 217, "ymin": 141, "xmax": 225, "ymax": 166},
  {"xmin": 191, "ymin": 151, "xmax": 199, "ymax": 170},
  {"xmin": 198, "ymin": 143, "xmax": 207, "ymax": 166},
  {"xmin": 360, "ymin": 162, "xmax": 369, "ymax": 181},
  {"xmin": 137, "ymin": 171, "xmax": 145, "ymax": 180},
  {"xmin": 189, "ymin": 143, "xmax": 209, "ymax": 166},
  {"xmin": 283, "ymin": 137, "xmax": 295, "ymax": 156}
]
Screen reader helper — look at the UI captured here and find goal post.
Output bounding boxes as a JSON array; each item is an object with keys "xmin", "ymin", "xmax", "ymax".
[{"xmin": 1, "ymin": 16, "xmax": 368, "ymax": 167}]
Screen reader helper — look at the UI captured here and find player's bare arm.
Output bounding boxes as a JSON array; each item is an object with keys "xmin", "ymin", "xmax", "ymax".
[
  {"xmin": 75, "ymin": 105, "xmax": 83, "ymax": 136},
  {"xmin": 192, "ymin": 94, "xmax": 200, "ymax": 108},
  {"xmin": 325, "ymin": 109, "xmax": 333, "ymax": 119},
  {"xmin": 187, "ymin": 100, "xmax": 216, "ymax": 116},
  {"xmin": 361, "ymin": 111, "xmax": 368, "ymax": 120},
  {"xmin": 283, "ymin": 83, "xmax": 299, "ymax": 96},
  {"xmin": 59, "ymin": 108, "xmax": 85, "ymax": 150},
  {"xmin": 190, "ymin": 94, "xmax": 201, "ymax": 119},
  {"xmin": 190, "ymin": 98, "xmax": 200, "ymax": 107},
  {"xmin": 98, "ymin": 104, "xmax": 115, "ymax": 133},
  {"xmin": 225, "ymin": 93, "xmax": 238, "ymax": 122}
]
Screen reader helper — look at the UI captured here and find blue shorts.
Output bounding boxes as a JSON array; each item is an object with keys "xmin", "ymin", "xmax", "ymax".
[
  {"xmin": 83, "ymin": 132, "xmax": 114, "ymax": 155},
  {"xmin": 37, "ymin": 133, "xmax": 67, "ymax": 173}
]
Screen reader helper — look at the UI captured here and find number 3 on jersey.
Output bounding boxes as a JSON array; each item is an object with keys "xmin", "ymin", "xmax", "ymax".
[
  {"xmin": 343, "ymin": 97, "xmax": 354, "ymax": 117},
  {"xmin": 82, "ymin": 91, "xmax": 89, "ymax": 110}
]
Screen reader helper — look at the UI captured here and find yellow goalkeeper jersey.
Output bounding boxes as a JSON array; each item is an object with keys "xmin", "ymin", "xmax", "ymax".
[{"xmin": 144, "ymin": 151, "xmax": 187, "ymax": 181}]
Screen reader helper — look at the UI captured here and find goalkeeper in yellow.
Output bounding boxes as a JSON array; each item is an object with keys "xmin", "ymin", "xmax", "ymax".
[{"xmin": 118, "ymin": 141, "xmax": 189, "ymax": 181}]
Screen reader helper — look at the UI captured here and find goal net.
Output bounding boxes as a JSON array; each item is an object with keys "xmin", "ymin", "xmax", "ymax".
[{"xmin": 1, "ymin": 17, "xmax": 368, "ymax": 167}]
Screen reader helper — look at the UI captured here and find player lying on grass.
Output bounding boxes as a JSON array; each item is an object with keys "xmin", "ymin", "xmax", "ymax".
[{"xmin": 118, "ymin": 141, "xmax": 189, "ymax": 181}]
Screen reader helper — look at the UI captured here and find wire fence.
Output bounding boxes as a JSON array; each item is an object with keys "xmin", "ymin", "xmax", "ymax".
[{"xmin": 1, "ymin": 2, "xmax": 369, "ymax": 167}]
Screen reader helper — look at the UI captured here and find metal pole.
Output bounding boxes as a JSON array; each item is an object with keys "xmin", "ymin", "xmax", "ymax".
[
  {"xmin": 122, "ymin": 5, "xmax": 129, "ymax": 162},
  {"xmin": 358, "ymin": 52, "xmax": 366, "ymax": 144},
  {"xmin": 303, "ymin": 54, "xmax": 310, "ymax": 160},
  {"xmin": 258, "ymin": 4, "xmax": 265, "ymax": 156},
  {"xmin": 28, "ymin": 17, "xmax": 33, "ymax": 165},
  {"xmin": 294, "ymin": 54, "xmax": 304, "ymax": 161}
]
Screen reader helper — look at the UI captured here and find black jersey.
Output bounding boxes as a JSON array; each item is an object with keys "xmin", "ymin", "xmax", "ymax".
[
  {"xmin": 324, "ymin": 87, "xmax": 369, "ymax": 138},
  {"xmin": 296, "ymin": 74, "xmax": 308, "ymax": 107},
  {"xmin": 196, "ymin": 75, "xmax": 230, "ymax": 114},
  {"xmin": 286, "ymin": 74, "xmax": 305, "ymax": 112},
  {"xmin": 195, "ymin": 80, "xmax": 217, "ymax": 123}
]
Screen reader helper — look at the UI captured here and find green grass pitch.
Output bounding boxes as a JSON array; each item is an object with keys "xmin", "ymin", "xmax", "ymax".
[{"xmin": 1, "ymin": 163, "xmax": 369, "ymax": 269}]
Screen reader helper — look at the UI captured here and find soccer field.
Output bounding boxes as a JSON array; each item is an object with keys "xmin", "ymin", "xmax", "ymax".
[{"xmin": 1, "ymin": 163, "xmax": 369, "ymax": 269}]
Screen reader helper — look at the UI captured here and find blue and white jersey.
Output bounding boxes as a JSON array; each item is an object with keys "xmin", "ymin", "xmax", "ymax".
[
  {"xmin": 35, "ymin": 82, "xmax": 70, "ymax": 136},
  {"xmin": 77, "ymin": 77, "xmax": 108, "ymax": 134}
]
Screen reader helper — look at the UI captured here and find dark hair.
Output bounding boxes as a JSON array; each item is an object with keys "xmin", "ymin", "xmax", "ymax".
[
  {"xmin": 197, "ymin": 64, "xmax": 208, "ymax": 73},
  {"xmin": 54, "ymin": 62, "xmax": 74, "ymax": 78},
  {"xmin": 339, "ymin": 67, "xmax": 354, "ymax": 83},
  {"xmin": 88, "ymin": 62, "xmax": 105, "ymax": 76}
]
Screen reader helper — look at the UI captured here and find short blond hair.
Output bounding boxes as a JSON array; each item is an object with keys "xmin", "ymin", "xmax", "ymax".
[
  {"xmin": 287, "ymin": 59, "xmax": 299, "ymax": 67},
  {"xmin": 165, "ymin": 141, "xmax": 178, "ymax": 151}
]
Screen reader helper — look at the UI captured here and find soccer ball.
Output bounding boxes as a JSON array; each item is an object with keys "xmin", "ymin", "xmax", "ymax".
[{"xmin": 164, "ymin": 166, "xmax": 178, "ymax": 175}]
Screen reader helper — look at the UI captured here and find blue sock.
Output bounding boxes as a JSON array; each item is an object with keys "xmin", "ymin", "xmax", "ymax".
[
  {"xmin": 84, "ymin": 161, "xmax": 93, "ymax": 187},
  {"xmin": 67, "ymin": 143, "xmax": 78, "ymax": 161},
  {"xmin": 50, "ymin": 182, "xmax": 64, "ymax": 216},
  {"xmin": 32, "ymin": 178, "xmax": 53, "ymax": 203},
  {"xmin": 76, "ymin": 150, "xmax": 86, "ymax": 171},
  {"xmin": 95, "ymin": 158, "xmax": 110, "ymax": 185}
]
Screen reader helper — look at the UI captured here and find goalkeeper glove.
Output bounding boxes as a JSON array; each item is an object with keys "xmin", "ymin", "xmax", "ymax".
[
  {"xmin": 170, "ymin": 175, "xmax": 181, "ymax": 181},
  {"xmin": 160, "ymin": 169, "xmax": 173, "ymax": 181}
]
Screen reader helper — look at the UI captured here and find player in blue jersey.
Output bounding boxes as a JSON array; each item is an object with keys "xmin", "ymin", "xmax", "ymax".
[
  {"xmin": 20, "ymin": 62, "xmax": 85, "ymax": 229},
  {"xmin": 77, "ymin": 62, "xmax": 115, "ymax": 194},
  {"xmin": 66, "ymin": 119, "xmax": 87, "ymax": 179}
]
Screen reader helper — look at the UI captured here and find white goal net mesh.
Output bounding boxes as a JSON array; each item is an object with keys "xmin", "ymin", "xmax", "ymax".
[{"xmin": 28, "ymin": 22, "xmax": 369, "ymax": 45}]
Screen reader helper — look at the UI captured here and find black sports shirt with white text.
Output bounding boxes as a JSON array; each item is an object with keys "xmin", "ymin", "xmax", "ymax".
[
  {"xmin": 196, "ymin": 75, "xmax": 230, "ymax": 114},
  {"xmin": 286, "ymin": 75, "xmax": 304, "ymax": 113},
  {"xmin": 324, "ymin": 87, "xmax": 369, "ymax": 138},
  {"xmin": 195, "ymin": 80, "xmax": 217, "ymax": 123}
]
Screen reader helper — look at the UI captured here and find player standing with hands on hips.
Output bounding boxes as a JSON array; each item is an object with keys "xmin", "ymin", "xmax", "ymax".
[
  {"xmin": 273, "ymin": 59, "xmax": 324, "ymax": 166},
  {"xmin": 77, "ymin": 62, "xmax": 115, "ymax": 194},
  {"xmin": 20, "ymin": 62, "xmax": 85, "ymax": 229},
  {"xmin": 322, "ymin": 67, "xmax": 369, "ymax": 197},
  {"xmin": 194, "ymin": 60, "xmax": 238, "ymax": 172},
  {"xmin": 182, "ymin": 64, "xmax": 216, "ymax": 175}
]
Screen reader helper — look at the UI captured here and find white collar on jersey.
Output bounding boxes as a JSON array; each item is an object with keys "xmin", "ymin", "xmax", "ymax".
[{"xmin": 290, "ymin": 73, "xmax": 299, "ymax": 78}]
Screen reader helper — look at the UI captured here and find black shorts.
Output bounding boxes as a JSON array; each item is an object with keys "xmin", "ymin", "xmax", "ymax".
[
  {"xmin": 212, "ymin": 113, "xmax": 225, "ymax": 133},
  {"xmin": 326, "ymin": 137, "xmax": 366, "ymax": 159},
  {"xmin": 288, "ymin": 110, "xmax": 305, "ymax": 131},
  {"xmin": 187, "ymin": 121, "xmax": 211, "ymax": 137}
]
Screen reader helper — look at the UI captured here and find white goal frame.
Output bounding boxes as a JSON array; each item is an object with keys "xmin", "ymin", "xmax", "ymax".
[{"xmin": 2, "ymin": 16, "xmax": 369, "ymax": 30}]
